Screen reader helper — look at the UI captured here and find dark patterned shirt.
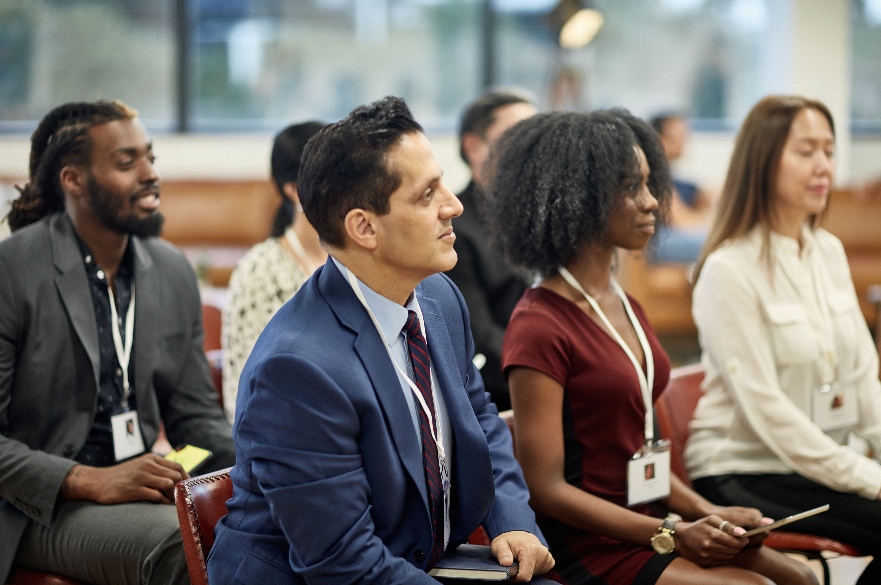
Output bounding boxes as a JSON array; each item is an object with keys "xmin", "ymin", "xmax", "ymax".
[{"xmin": 73, "ymin": 237, "xmax": 137, "ymax": 467}]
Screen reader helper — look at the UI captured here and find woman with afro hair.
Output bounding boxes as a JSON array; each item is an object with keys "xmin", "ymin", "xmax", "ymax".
[{"xmin": 489, "ymin": 110, "xmax": 816, "ymax": 585}]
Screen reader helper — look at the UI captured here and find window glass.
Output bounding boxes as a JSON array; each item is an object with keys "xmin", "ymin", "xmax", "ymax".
[
  {"xmin": 191, "ymin": 0, "xmax": 482, "ymax": 132},
  {"xmin": 852, "ymin": 0, "xmax": 881, "ymax": 133},
  {"xmin": 0, "ymin": 0, "xmax": 175, "ymax": 132},
  {"xmin": 494, "ymin": 0, "xmax": 776, "ymax": 128}
]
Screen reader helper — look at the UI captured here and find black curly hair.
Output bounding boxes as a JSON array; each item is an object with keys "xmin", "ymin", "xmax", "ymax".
[
  {"xmin": 7, "ymin": 100, "xmax": 138, "ymax": 232},
  {"xmin": 483, "ymin": 109, "xmax": 672, "ymax": 277}
]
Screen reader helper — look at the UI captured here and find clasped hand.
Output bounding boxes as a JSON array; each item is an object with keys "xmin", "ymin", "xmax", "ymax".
[{"xmin": 674, "ymin": 507, "xmax": 774, "ymax": 567}]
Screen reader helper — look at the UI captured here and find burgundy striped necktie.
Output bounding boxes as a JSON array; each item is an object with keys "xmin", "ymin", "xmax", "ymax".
[{"xmin": 402, "ymin": 310, "xmax": 445, "ymax": 567}]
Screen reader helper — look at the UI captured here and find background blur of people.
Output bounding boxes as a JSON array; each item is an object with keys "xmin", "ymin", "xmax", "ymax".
[
  {"xmin": 221, "ymin": 121, "xmax": 327, "ymax": 420},
  {"xmin": 648, "ymin": 112, "xmax": 714, "ymax": 263},
  {"xmin": 446, "ymin": 89, "xmax": 537, "ymax": 411}
]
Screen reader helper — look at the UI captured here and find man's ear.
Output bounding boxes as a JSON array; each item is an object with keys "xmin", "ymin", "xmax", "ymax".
[
  {"xmin": 59, "ymin": 165, "xmax": 87, "ymax": 199},
  {"xmin": 461, "ymin": 133, "xmax": 488, "ymax": 171},
  {"xmin": 343, "ymin": 208, "xmax": 378, "ymax": 251}
]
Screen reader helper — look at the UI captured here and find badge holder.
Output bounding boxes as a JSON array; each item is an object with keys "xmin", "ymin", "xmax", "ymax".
[
  {"xmin": 627, "ymin": 439, "xmax": 672, "ymax": 506},
  {"xmin": 811, "ymin": 381, "xmax": 859, "ymax": 432},
  {"xmin": 111, "ymin": 410, "xmax": 146, "ymax": 461}
]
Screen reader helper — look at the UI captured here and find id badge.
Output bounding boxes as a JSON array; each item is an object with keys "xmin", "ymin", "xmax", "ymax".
[
  {"xmin": 111, "ymin": 410, "xmax": 146, "ymax": 461},
  {"xmin": 812, "ymin": 382, "xmax": 859, "ymax": 432},
  {"xmin": 627, "ymin": 440, "xmax": 671, "ymax": 506}
]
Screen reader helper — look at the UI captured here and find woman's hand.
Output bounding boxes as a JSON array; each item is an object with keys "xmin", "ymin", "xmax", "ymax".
[
  {"xmin": 706, "ymin": 504, "xmax": 773, "ymax": 547},
  {"xmin": 672, "ymin": 515, "xmax": 748, "ymax": 567}
]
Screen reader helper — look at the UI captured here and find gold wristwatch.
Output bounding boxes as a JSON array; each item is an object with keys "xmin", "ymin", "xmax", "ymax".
[{"xmin": 650, "ymin": 518, "xmax": 676, "ymax": 554}]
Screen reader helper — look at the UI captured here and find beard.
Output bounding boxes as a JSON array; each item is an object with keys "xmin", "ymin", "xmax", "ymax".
[{"xmin": 86, "ymin": 174, "xmax": 165, "ymax": 238}]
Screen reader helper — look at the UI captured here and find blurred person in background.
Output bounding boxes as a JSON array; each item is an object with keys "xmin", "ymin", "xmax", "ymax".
[
  {"xmin": 446, "ymin": 89, "xmax": 537, "ymax": 410},
  {"xmin": 648, "ymin": 112, "xmax": 714, "ymax": 264},
  {"xmin": 222, "ymin": 121, "xmax": 327, "ymax": 419},
  {"xmin": 687, "ymin": 95, "xmax": 881, "ymax": 585}
]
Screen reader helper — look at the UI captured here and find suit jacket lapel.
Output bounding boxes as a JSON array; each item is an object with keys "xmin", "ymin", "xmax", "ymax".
[
  {"xmin": 131, "ymin": 237, "xmax": 159, "ymax": 423},
  {"xmin": 419, "ymin": 292, "xmax": 494, "ymax": 514},
  {"xmin": 51, "ymin": 215, "xmax": 100, "ymax": 389},
  {"xmin": 319, "ymin": 261, "xmax": 427, "ymax": 504}
]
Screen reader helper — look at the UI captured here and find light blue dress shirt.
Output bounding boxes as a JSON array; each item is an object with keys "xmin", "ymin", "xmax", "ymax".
[{"xmin": 332, "ymin": 258, "xmax": 453, "ymax": 546}]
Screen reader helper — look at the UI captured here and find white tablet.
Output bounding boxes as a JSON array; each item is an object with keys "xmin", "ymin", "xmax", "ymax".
[{"xmin": 741, "ymin": 504, "xmax": 830, "ymax": 537}]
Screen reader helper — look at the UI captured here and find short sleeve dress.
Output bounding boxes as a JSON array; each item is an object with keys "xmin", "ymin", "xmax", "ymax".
[{"xmin": 502, "ymin": 287, "xmax": 672, "ymax": 585}]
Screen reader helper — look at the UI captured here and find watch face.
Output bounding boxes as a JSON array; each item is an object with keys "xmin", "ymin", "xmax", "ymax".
[{"xmin": 651, "ymin": 532, "xmax": 675, "ymax": 555}]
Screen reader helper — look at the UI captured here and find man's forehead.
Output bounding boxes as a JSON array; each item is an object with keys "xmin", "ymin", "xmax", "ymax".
[
  {"xmin": 89, "ymin": 118, "xmax": 151, "ymax": 155},
  {"xmin": 388, "ymin": 131, "xmax": 440, "ymax": 174}
]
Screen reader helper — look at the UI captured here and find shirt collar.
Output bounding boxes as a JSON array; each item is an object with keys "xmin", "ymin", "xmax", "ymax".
[
  {"xmin": 331, "ymin": 257, "xmax": 417, "ymax": 346},
  {"xmin": 74, "ymin": 231, "xmax": 135, "ymax": 278},
  {"xmin": 768, "ymin": 224, "xmax": 816, "ymax": 259}
]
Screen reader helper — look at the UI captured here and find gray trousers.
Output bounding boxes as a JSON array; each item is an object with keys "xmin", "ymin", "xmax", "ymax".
[{"xmin": 14, "ymin": 501, "xmax": 190, "ymax": 585}]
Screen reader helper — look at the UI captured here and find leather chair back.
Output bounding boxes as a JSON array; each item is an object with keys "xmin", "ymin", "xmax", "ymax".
[{"xmin": 174, "ymin": 467, "xmax": 233, "ymax": 585}]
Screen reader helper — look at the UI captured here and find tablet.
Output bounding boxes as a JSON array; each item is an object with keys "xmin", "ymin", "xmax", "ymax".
[{"xmin": 741, "ymin": 504, "xmax": 829, "ymax": 537}]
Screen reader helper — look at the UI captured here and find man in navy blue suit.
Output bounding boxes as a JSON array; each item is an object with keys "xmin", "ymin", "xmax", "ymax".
[{"xmin": 207, "ymin": 96, "xmax": 554, "ymax": 584}]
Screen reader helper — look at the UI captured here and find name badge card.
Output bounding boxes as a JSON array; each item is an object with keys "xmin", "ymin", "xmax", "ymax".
[
  {"xmin": 812, "ymin": 382, "xmax": 859, "ymax": 432},
  {"xmin": 111, "ymin": 410, "xmax": 146, "ymax": 461},
  {"xmin": 627, "ymin": 441, "xmax": 671, "ymax": 506}
]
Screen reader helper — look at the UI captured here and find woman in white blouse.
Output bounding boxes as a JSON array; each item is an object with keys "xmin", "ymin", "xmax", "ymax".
[
  {"xmin": 686, "ymin": 95, "xmax": 881, "ymax": 584},
  {"xmin": 222, "ymin": 122, "xmax": 327, "ymax": 420}
]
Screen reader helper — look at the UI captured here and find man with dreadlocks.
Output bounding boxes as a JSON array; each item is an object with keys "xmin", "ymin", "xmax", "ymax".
[{"xmin": 0, "ymin": 100, "xmax": 235, "ymax": 584}]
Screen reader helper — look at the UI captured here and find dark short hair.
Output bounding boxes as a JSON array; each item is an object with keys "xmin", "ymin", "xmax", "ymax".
[
  {"xmin": 458, "ymin": 88, "xmax": 534, "ymax": 163},
  {"xmin": 648, "ymin": 111, "xmax": 685, "ymax": 135},
  {"xmin": 8, "ymin": 100, "xmax": 137, "ymax": 232},
  {"xmin": 297, "ymin": 96, "xmax": 423, "ymax": 249},
  {"xmin": 484, "ymin": 109, "xmax": 672, "ymax": 277},
  {"xmin": 269, "ymin": 121, "xmax": 325, "ymax": 237}
]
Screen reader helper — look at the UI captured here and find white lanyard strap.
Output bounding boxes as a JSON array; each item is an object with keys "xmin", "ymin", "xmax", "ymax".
[
  {"xmin": 559, "ymin": 267, "xmax": 655, "ymax": 443},
  {"xmin": 107, "ymin": 284, "xmax": 136, "ymax": 411},
  {"xmin": 284, "ymin": 227, "xmax": 320, "ymax": 274},
  {"xmin": 342, "ymin": 267, "xmax": 447, "ymax": 462}
]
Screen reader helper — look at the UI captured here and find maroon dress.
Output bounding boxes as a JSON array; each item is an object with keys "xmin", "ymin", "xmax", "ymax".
[{"xmin": 502, "ymin": 287, "xmax": 672, "ymax": 585}]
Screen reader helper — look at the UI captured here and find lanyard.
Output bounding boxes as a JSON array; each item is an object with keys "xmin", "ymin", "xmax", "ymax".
[
  {"xmin": 559, "ymin": 267, "xmax": 655, "ymax": 444},
  {"xmin": 284, "ymin": 227, "xmax": 321, "ymax": 274},
  {"xmin": 107, "ymin": 284, "xmax": 136, "ymax": 411},
  {"xmin": 341, "ymin": 267, "xmax": 447, "ymax": 466}
]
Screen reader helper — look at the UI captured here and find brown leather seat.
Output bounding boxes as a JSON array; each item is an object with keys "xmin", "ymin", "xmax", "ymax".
[
  {"xmin": 174, "ymin": 467, "xmax": 234, "ymax": 585},
  {"xmin": 655, "ymin": 364, "xmax": 861, "ymax": 585},
  {"xmin": 6, "ymin": 568, "xmax": 84, "ymax": 585}
]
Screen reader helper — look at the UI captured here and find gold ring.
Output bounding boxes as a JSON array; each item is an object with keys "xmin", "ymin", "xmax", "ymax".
[{"xmin": 719, "ymin": 520, "xmax": 730, "ymax": 532}]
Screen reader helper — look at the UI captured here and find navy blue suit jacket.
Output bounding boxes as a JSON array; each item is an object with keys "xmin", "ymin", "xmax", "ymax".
[{"xmin": 207, "ymin": 260, "xmax": 542, "ymax": 584}]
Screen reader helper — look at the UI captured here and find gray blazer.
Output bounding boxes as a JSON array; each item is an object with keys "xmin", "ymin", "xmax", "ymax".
[{"xmin": 0, "ymin": 213, "xmax": 234, "ymax": 580}]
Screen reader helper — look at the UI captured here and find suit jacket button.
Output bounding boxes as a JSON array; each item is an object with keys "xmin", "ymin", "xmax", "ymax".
[
  {"xmin": 63, "ymin": 444, "xmax": 74, "ymax": 457},
  {"xmin": 414, "ymin": 549, "xmax": 425, "ymax": 564}
]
